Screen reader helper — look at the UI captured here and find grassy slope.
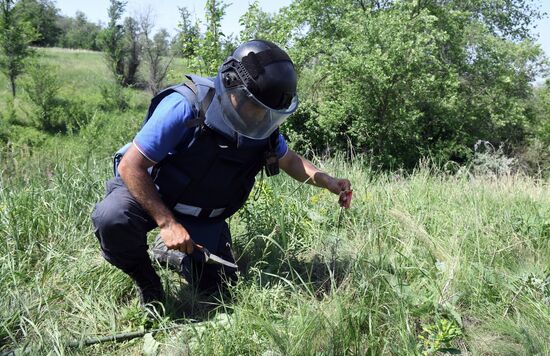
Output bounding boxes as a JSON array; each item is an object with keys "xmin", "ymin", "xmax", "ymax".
[{"xmin": 0, "ymin": 48, "xmax": 549, "ymax": 355}]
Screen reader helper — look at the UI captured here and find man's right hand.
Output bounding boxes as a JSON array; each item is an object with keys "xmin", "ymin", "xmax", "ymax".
[
  {"xmin": 119, "ymin": 144, "xmax": 196, "ymax": 255},
  {"xmin": 159, "ymin": 222, "xmax": 194, "ymax": 254}
]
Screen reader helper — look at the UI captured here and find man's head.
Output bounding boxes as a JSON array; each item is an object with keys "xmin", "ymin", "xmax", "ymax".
[{"xmin": 215, "ymin": 40, "xmax": 298, "ymax": 140}]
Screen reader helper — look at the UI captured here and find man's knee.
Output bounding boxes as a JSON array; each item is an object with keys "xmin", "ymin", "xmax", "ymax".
[
  {"xmin": 92, "ymin": 197, "xmax": 131, "ymax": 238},
  {"xmin": 92, "ymin": 178, "xmax": 153, "ymax": 237},
  {"xmin": 91, "ymin": 180, "xmax": 154, "ymax": 266}
]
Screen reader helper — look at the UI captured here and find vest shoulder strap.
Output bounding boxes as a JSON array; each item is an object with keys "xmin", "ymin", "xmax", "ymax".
[
  {"xmin": 186, "ymin": 74, "xmax": 215, "ymax": 89},
  {"xmin": 143, "ymin": 78, "xmax": 215, "ymax": 129},
  {"xmin": 143, "ymin": 83, "xmax": 197, "ymax": 127},
  {"xmin": 195, "ymin": 87, "xmax": 215, "ymax": 128}
]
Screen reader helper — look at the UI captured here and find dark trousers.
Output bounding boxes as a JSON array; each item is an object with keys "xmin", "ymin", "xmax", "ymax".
[{"xmin": 91, "ymin": 177, "xmax": 236, "ymax": 291}]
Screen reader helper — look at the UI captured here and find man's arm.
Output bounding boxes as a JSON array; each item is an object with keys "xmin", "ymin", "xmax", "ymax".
[
  {"xmin": 278, "ymin": 149, "xmax": 351, "ymax": 205},
  {"xmin": 118, "ymin": 143, "xmax": 195, "ymax": 254}
]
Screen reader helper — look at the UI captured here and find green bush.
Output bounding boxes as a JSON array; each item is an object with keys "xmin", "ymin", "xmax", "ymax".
[
  {"xmin": 516, "ymin": 140, "xmax": 550, "ymax": 178},
  {"xmin": 531, "ymin": 80, "xmax": 550, "ymax": 146},
  {"xmin": 0, "ymin": 116, "xmax": 8, "ymax": 144},
  {"xmin": 8, "ymin": 125, "xmax": 48, "ymax": 147},
  {"xmin": 21, "ymin": 60, "xmax": 63, "ymax": 132},
  {"xmin": 0, "ymin": 96, "xmax": 17, "ymax": 124},
  {"xmin": 99, "ymin": 80, "xmax": 129, "ymax": 111},
  {"xmin": 20, "ymin": 60, "xmax": 95, "ymax": 134},
  {"xmin": 261, "ymin": 0, "xmax": 547, "ymax": 169}
]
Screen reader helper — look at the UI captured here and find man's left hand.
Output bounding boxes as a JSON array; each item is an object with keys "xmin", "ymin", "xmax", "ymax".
[
  {"xmin": 325, "ymin": 177, "xmax": 352, "ymax": 207},
  {"xmin": 279, "ymin": 150, "xmax": 352, "ymax": 207}
]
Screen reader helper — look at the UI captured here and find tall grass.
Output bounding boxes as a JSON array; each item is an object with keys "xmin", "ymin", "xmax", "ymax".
[{"xmin": 1, "ymin": 142, "xmax": 548, "ymax": 354}]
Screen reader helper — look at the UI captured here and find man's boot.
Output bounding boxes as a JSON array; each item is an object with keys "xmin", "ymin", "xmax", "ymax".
[
  {"xmin": 125, "ymin": 259, "xmax": 165, "ymax": 308},
  {"xmin": 152, "ymin": 234, "xmax": 237, "ymax": 294}
]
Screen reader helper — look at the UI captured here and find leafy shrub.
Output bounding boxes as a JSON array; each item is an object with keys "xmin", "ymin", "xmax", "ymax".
[
  {"xmin": 21, "ymin": 60, "xmax": 63, "ymax": 132},
  {"xmin": 417, "ymin": 318, "xmax": 462, "ymax": 355},
  {"xmin": 515, "ymin": 139, "xmax": 550, "ymax": 178},
  {"xmin": 262, "ymin": 0, "xmax": 547, "ymax": 169},
  {"xmin": 57, "ymin": 98, "xmax": 95, "ymax": 133},
  {"xmin": 21, "ymin": 60, "xmax": 95, "ymax": 133},
  {"xmin": 8, "ymin": 125, "xmax": 48, "ymax": 147},
  {"xmin": 0, "ymin": 117, "xmax": 8, "ymax": 144},
  {"xmin": 0, "ymin": 97, "xmax": 17, "ymax": 124},
  {"xmin": 529, "ymin": 80, "xmax": 550, "ymax": 148},
  {"xmin": 99, "ymin": 80, "xmax": 129, "ymax": 111},
  {"xmin": 471, "ymin": 140, "xmax": 518, "ymax": 177}
]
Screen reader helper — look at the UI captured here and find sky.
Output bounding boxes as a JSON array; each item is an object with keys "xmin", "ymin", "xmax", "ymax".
[
  {"xmin": 55, "ymin": 0, "xmax": 549, "ymax": 64},
  {"xmin": 55, "ymin": 0, "xmax": 293, "ymax": 37}
]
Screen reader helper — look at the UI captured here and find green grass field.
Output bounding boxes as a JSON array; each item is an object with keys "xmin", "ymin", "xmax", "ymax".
[{"xmin": 0, "ymin": 48, "xmax": 549, "ymax": 355}]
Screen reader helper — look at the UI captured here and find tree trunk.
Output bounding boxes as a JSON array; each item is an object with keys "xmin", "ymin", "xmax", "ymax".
[{"xmin": 10, "ymin": 75, "xmax": 16, "ymax": 97}]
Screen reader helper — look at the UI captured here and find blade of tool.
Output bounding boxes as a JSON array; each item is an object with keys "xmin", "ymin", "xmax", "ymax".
[
  {"xmin": 194, "ymin": 244, "xmax": 238, "ymax": 269},
  {"xmin": 205, "ymin": 252, "xmax": 238, "ymax": 269}
]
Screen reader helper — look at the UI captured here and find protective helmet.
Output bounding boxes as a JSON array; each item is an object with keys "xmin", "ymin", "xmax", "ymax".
[{"xmin": 215, "ymin": 40, "xmax": 298, "ymax": 140}]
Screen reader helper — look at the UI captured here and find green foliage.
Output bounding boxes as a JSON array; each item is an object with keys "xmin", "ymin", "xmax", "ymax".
[
  {"xmin": 176, "ymin": 6, "xmax": 200, "ymax": 62},
  {"xmin": 122, "ymin": 16, "xmax": 141, "ymax": 86},
  {"xmin": 13, "ymin": 0, "xmax": 60, "ymax": 46},
  {"xmin": 6, "ymin": 124, "xmax": 47, "ymax": 146},
  {"xmin": 531, "ymin": 80, "xmax": 550, "ymax": 146},
  {"xmin": 0, "ymin": 95, "xmax": 15, "ymax": 124},
  {"xmin": 57, "ymin": 11, "xmax": 102, "ymax": 50},
  {"xmin": 0, "ymin": 103, "xmax": 9, "ymax": 142},
  {"xmin": 140, "ymin": 11, "xmax": 172, "ymax": 95},
  {"xmin": 238, "ymin": 1, "xmax": 271, "ymax": 42},
  {"xmin": 0, "ymin": 46, "xmax": 549, "ymax": 355},
  {"xmin": 97, "ymin": 1, "xmax": 148, "ymax": 88},
  {"xmin": 21, "ymin": 59, "xmax": 61, "ymax": 131},
  {"xmin": 451, "ymin": 0, "xmax": 544, "ymax": 41},
  {"xmin": 195, "ymin": 0, "xmax": 233, "ymax": 75},
  {"xmin": 2, "ymin": 139, "xmax": 549, "ymax": 354},
  {"xmin": 21, "ymin": 59, "xmax": 93, "ymax": 133},
  {"xmin": 239, "ymin": 0, "xmax": 293, "ymax": 46},
  {"xmin": 99, "ymin": 79, "xmax": 129, "ymax": 111},
  {"xmin": 0, "ymin": 0, "xmax": 38, "ymax": 97},
  {"xmin": 174, "ymin": 0, "xmax": 235, "ymax": 75},
  {"xmin": 98, "ymin": 0, "xmax": 127, "ymax": 85},
  {"xmin": 282, "ymin": 1, "xmax": 460, "ymax": 166},
  {"xmin": 455, "ymin": 24, "xmax": 543, "ymax": 147},
  {"xmin": 254, "ymin": 0, "xmax": 548, "ymax": 169},
  {"xmin": 417, "ymin": 318, "xmax": 462, "ymax": 355}
]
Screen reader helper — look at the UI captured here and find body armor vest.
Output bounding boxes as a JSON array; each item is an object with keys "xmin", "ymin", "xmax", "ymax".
[{"xmin": 144, "ymin": 75, "xmax": 279, "ymax": 221}]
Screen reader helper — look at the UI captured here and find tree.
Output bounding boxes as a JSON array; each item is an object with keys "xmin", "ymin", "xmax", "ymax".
[
  {"xmin": 140, "ymin": 9, "xmax": 172, "ymax": 95},
  {"xmin": 14, "ymin": 0, "xmax": 60, "ymax": 46},
  {"xmin": 196, "ymin": 0, "xmax": 232, "ymax": 75},
  {"xmin": 99, "ymin": 0, "xmax": 126, "ymax": 84},
  {"xmin": 98, "ymin": 0, "xmax": 144, "ymax": 86},
  {"xmin": 176, "ymin": 6, "xmax": 200, "ymax": 67},
  {"xmin": 0, "ymin": 0, "xmax": 37, "ymax": 97},
  {"xmin": 449, "ymin": 0, "xmax": 543, "ymax": 41},
  {"xmin": 239, "ymin": 1, "xmax": 281, "ymax": 43},
  {"xmin": 255, "ymin": 0, "xmax": 547, "ymax": 168},
  {"xmin": 531, "ymin": 80, "xmax": 550, "ymax": 146},
  {"xmin": 122, "ymin": 16, "xmax": 141, "ymax": 86},
  {"xmin": 57, "ymin": 11, "xmax": 102, "ymax": 50}
]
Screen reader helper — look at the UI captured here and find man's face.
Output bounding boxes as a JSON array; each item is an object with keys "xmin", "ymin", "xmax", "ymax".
[{"xmin": 229, "ymin": 93, "xmax": 268, "ymax": 128}]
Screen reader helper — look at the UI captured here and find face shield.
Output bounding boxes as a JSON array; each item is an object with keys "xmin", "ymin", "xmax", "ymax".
[{"xmin": 217, "ymin": 57, "xmax": 298, "ymax": 140}]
